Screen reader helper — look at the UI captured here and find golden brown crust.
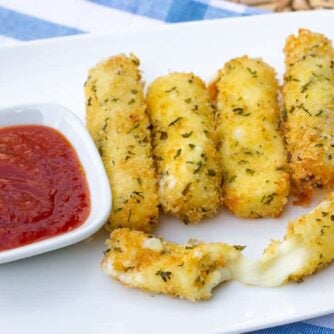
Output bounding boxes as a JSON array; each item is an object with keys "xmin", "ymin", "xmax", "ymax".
[
  {"xmin": 264, "ymin": 192, "xmax": 334, "ymax": 282},
  {"xmin": 85, "ymin": 54, "xmax": 159, "ymax": 231},
  {"xmin": 146, "ymin": 72, "xmax": 222, "ymax": 223},
  {"xmin": 283, "ymin": 29, "xmax": 334, "ymax": 204},
  {"xmin": 215, "ymin": 56, "xmax": 290, "ymax": 218},
  {"xmin": 101, "ymin": 228, "xmax": 241, "ymax": 301}
]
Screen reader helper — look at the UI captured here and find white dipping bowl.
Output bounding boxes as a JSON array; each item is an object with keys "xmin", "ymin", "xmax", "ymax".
[{"xmin": 0, "ymin": 103, "xmax": 112, "ymax": 264}]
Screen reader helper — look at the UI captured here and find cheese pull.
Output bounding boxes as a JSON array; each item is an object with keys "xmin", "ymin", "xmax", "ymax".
[
  {"xmin": 102, "ymin": 194, "xmax": 334, "ymax": 300},
  {"xmin": 233, "ymin": 193, "xmax": 334, "ymax": 286}
]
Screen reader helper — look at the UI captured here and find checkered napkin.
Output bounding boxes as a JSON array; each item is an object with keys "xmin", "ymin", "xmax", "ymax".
[
  {"xmin": 0, "ymin": 0, "xmax": 261, "ymax": 44},
  {"xmin": 0, "ymin": 0, "xmax": 333, "ymax": 333}
]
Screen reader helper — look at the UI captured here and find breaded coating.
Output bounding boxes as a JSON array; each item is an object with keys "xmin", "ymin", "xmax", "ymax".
[
  {"xmin": 146, "ymin": 73, "xmax": 222, "ymax": 223},
  {"xmin": 214, "ymin": 56, "xmax": 290, "ymax": 218},
  {"xmin": 85, "ymin": 54, "xmax": 159, "ymax": 231},
  {"xmin": 231, "ymin": 193, "xmax": 334, "ymax": 287},
  {"xmin": 101, "ymin": 228, "xmax": 241, "ymax": 301},
  {"xmin": 283, "ymin": 29, "xmax": 334, "ymax": 203},
  {"xmin": 263, "ymin": 192, "xmax": 334, "ymax": 283},
  {"xmin": 101, "ymin": 196, "xmax": 334, "ymax": 295}
]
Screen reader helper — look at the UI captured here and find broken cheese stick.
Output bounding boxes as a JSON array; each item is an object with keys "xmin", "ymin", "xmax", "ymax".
[
  {"xmin": 101, "ymin": 228, "xmax": 241, "ymax": 301},
  {"xmin": 233, "ymin": 193, "xmax": 334, "ymax": 286}
]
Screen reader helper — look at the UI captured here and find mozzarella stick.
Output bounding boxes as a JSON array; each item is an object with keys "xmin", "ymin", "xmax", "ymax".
[
  {"xmin": 231, "ymin": 193, "xmax": 334, "ymax": 287},
  {"xmin": 102, "ymin": 196, "xmax": 334, "ymax": 294},
  {"xmin": 283, "ymin": 29, "xmax": 334, "ymax": 204},
  {"xmin": 260, "ymin": 192, "xmax": 334, "ymax": 285},
  {"xmin": 214, "ymin": 56, "xmax": 290, "ymax": 218},
  {"xmin": 101, "ymin": 228, "xmax": 241, "ymax": 301},
  {"xmin": 85, "ymin": 54, "xmax": 159, "ymax": 232},
  {"xmin": 146, "ymin": 73, "xmax": 222, "ymax": 223},
  {"xmin": 281, "ymin": 192, "xmax": 334, "ymax": 281}
]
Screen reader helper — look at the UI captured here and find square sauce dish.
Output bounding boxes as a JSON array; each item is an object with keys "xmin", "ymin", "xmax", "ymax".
[{"xmin": 0, "ymin": 103, "xmax": 112, "ymax": 264}]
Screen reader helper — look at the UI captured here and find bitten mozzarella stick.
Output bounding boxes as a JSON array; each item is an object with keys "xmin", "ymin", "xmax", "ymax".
[
  {"xmin": 234, "ymin": 192, "xmax": 334, "ymax": 287},
  {"xmin": 265, "ymin": 193, "xmax": 334, "ymax": 283},
  {"xmin": 146, "ymin": 73, "xmax": 222, "ymax": 223},
  {"xmin": 283, "ymin": 29, "xmax": 334, "ymax": 203},
  {"xmin": 85, "ymin": 54, "xmax": 159, "ymax": 231},
  {"xmin": 101, "ymin": 228, "xmax": 242, "ymax": 301},
  {"xmin": 102, "ymin": 195, "xmax": 334, "ymax": 297},
  {"xmin": 214, "ymin": 56, "xmax": 290, "ymax": 218}
]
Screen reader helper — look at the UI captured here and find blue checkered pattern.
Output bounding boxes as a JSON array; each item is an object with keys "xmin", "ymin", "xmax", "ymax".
[
  {"xmin": 0, "ymin": 1, "xmax": 333, "ymax": 333},
  {"xmin": 88, "ymin": 0, "xmax": 260, "ymax": 22},
  {"xmin": 0, "ymin": 0, "xmax": 263, "ymax": 42},
  {"xmin": 0, "ymin": 5, "xmax": 83, "ymax": 41}
]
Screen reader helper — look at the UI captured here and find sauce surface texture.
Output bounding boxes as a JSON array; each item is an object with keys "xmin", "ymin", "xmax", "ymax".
[{"xmin": 0, "ymin": 125, "xmax": 90, "ymax": 251}]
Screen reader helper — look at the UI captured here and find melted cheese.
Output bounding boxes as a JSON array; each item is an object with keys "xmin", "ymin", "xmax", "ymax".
[
  {"xmin": 102, "ymin": 194, "xmax": 334, "ymax": 300},
  {"xmin": 142, "ymin": 237, "xmax": 163, "ymax": 252},
  {"xmin": 231, "ymin": 238, "xmax": 308, "ymax": 287},
  {"xmin": 233, "ymin": 192, "xmax": 334, "ymax": 286}
]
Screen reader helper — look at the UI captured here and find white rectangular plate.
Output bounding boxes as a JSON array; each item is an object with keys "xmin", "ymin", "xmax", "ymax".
[{"xmin": 1, "ymin": 11, "xmax": 334, "ymax": 334}]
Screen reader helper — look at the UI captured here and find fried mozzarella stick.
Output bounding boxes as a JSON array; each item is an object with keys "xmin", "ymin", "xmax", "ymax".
[
  {"xmin": 146, "ymin": 73, "xmax": 221, "ymax": 223},
  {"xmin": 215, "ymin": 56, "xmax": 290, "ymax": 218},
  {"xmin": 101, "ymin": 228, "xmax": 242, "ymax": 301},
  {"xmin": 85, "ymin": 54, "xmax": 159, "ymax": 231},
  {"xmin": 233, "ymin": 193, "xmax": 334, "ymax": 286},
  {"xmin": 283, "ymin": 29, "xmax": 334, "ymax": 203}
]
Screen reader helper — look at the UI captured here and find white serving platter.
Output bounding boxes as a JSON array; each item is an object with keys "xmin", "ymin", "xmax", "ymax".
[{"xmin": 0, "ymin": 10, "xmax": 334, "ymax": 334}]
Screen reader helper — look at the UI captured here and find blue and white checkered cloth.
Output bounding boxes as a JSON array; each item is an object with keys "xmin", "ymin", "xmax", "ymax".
[
  {"xmin": 1, "ymin": 1, "xmax": 334, "ymax": 333},
  {"xmin": 0, "ymin": 0, "xmax": 262, "ymax": 44}
]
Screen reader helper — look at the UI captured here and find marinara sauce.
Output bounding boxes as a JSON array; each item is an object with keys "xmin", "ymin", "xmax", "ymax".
[{"xmin": 0, "ymin": 125, "xmax": 90, "ymax": 251}]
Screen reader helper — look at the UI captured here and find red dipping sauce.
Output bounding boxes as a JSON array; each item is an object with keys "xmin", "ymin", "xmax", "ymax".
[{"xmin": 0, "ymin": 125, "xmax": 90, "ymax": 251}]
